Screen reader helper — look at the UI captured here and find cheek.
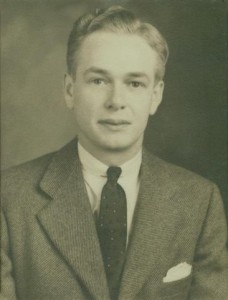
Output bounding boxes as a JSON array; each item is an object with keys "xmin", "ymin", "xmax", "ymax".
[
  {"xmin": 133, "ymin": 105, "xmax": 151, "ymax": 129},
  {"xmin": 75, "ymin": 82, "xmax": 108, "ymax": 100},
  {"xmin": 73, "ymin": 97, "xmax": 99, "ymax": 126},
  {"xmin": 74, "ymin": 103, "xmax": 92, "ymax": 121},
  {"xmin": 133, "ymin": 98, "xmax": 152, "ymax": 117},
  {"xmin": 73, "ymin": 88, "xmax": 105, "ymax": 112}
]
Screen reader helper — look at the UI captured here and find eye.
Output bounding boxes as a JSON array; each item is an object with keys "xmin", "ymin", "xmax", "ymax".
[
  {"xmin": 91, "ymin": 78, "xmax": 106, "ymax": 85},
  {"xmin": 129, "ymin": 81, "xmax": 145, "ymax": 88}
]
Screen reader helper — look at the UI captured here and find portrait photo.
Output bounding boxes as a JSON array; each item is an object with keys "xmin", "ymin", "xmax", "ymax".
[{"xmin": 1, "ymin": 0, "xmax": 227, "ymax": 299}]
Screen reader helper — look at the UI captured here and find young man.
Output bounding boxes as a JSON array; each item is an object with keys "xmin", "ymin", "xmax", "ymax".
[{"xmin": 1, "ymin": 6, "xmax": 227, "ymax": 300}]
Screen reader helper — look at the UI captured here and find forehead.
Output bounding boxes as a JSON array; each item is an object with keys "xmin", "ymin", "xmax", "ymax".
[{"xmin": 76, "ymin": 31, "xmax": 158, "ymax": 78}]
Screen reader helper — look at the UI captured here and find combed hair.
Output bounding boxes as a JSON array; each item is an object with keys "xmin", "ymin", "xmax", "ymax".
[{"xmin": 67, "ymin": 6, "xmax": 169, "ymax": 82}]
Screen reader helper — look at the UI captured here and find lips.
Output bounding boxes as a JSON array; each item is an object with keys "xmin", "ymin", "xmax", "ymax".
[
  {"xmin": 98, "ymin": 119, "xmax": 131, "ymax": 126},
  {"xmin": 98, "ymin": 119, "xmax": 131, "ymax": 131}
]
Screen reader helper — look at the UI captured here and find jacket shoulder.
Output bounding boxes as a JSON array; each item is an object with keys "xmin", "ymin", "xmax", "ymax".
[
  {"xmin": 2, "ymin": 152, "xmax": 54, "ymax": 181},
  {"xmin": 144, "ymin": 148, "xmax": 216, "ymax": 190},
  {"xmin": 1, "ymin": 152, "xmax": 55, "ymax": 205}
]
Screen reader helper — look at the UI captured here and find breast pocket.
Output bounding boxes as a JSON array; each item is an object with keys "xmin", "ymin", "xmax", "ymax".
[{"xmin": 159, "ymin": 275, "xmax": 192, "ymax": 299}]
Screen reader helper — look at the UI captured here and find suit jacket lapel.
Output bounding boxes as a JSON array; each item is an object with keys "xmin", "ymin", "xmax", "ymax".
[
  {"xmin": 119, "ymin": 149, "xmax": 178, "ymax": 300},
  {"xmin": 37, "ymin": 139, "xmax": 110, "ymax": 300},
  {"xmin": 36, "ymin": 140, "xmax": 180, "ymax": 299}
]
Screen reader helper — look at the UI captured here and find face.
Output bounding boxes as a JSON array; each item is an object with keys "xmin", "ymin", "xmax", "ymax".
[{"xmin": 64, "ymin": 31, "xmax": 164, "ymax": 160}]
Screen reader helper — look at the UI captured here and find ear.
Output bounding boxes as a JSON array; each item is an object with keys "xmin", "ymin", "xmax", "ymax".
[
  {"xmin": 149, "ymin": 80, "xmax": 164, "ymax": 115},
  {"xmin": 64, "ymin": 73, "xmax": 74, "ymax": 109}
]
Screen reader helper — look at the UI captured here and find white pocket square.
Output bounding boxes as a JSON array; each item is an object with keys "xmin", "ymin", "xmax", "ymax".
[{"xmin": 163, "ymin": 262, "xmax": 192, "ymax": 283}]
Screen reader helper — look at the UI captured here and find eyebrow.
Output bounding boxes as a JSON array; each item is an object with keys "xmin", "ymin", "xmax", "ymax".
[
  {"xmin": 83, "ymin": 67, "xmax": 110, "ymax": 77},
  {"xmin": 126, "ymin": 72, "xmax": 150, "ymax": 81}
]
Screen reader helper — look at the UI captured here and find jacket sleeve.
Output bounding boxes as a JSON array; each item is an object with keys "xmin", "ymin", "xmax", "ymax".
[
  {"xmin": 1, "ymin": 210, "xmax": 17, "ymax": 300},
  {"xmin": 188, "ymin": 184, "xmax": 228, "ymax": 300}
]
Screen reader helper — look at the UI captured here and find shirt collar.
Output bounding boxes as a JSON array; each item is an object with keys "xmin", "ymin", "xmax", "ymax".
[{"xmin": 78, "ymin": 142, "xmax": 142, "ymax": 178}]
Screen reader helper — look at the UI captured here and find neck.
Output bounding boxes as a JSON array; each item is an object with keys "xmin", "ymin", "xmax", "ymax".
[{"xmin": 78, "ymin": 140, "xmax": 143, "ymax": 166}]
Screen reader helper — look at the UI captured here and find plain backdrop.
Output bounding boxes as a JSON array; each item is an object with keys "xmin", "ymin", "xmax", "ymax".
[{"xmin": 1, "ymin": 0, "xmax": 227, "ymax": 216}]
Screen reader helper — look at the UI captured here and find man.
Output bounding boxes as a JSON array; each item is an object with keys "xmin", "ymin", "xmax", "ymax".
[{"xmin": 1, "ymin": 6, "xmax": 227, "ymax": 300}]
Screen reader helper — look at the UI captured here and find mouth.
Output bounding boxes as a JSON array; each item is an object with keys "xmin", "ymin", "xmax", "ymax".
[
  {"xmin": 98, "ymin": 119, "xmax": 131, "ymax": 130},
  {"xmin": 99, "ymin": 119, "xmax": 131, "ymax": 125}
]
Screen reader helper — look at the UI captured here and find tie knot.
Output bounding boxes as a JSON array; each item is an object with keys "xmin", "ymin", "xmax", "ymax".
[{"xmin": 107, "ymin": 166, "xmax": 122, "ymax": 184}]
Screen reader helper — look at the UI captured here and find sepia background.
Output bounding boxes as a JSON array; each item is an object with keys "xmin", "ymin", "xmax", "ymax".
[{"xmin": 1, "ymin": 0, "xmax": 227, "ymax": 216}]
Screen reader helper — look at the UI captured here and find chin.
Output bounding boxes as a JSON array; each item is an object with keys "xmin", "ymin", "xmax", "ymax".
[
  {"xmin": 96, "ymin": 132, "xmax": 143, "ymax": 151},
  {"xmin": 99, "ymin": 140, "xmax": 136, "ymax": 153}
]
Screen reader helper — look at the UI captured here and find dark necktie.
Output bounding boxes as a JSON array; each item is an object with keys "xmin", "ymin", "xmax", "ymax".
[{"xmin": 97, "ymin": 166, "xmax": 127, "ymax": 300}]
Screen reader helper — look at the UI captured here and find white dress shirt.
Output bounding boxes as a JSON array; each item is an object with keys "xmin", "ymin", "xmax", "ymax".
[{"xmin": 78, "ymin": 143, "xmax": 142, "ymax": 243}]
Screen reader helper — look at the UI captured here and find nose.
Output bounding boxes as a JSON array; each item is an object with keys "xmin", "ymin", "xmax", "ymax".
[{"xmin": 105, "ymin": 83, "xmax": 126, "ymax": 110}]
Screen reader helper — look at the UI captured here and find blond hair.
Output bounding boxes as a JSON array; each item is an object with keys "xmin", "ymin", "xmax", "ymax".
[{"xmin": 67, "ymin": 6, "xmax": 169, "ymax": 82}]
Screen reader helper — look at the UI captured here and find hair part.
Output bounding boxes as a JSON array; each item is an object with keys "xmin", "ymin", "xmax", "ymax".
[{"xmin": 67, "ymin": 6, "xmax": 169, "ymax": 82}]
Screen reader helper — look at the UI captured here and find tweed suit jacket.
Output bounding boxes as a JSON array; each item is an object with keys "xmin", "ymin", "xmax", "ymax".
[{"xmin": 1, "ymin": 139, "xmax": 228, "ymax": 300}]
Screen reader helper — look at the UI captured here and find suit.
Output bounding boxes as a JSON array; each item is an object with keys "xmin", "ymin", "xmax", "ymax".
[{"xmin": 1, "ymin": 139, "xmax": 228, "ymax": 299}]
